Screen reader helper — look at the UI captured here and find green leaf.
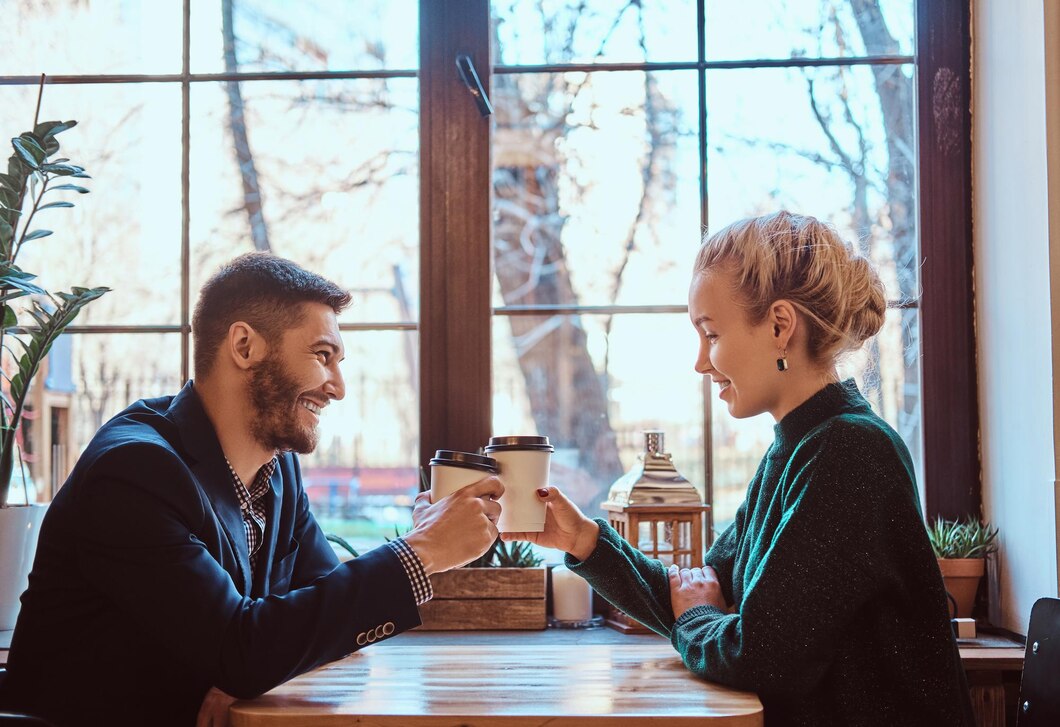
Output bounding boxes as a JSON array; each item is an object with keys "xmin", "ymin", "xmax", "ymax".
[
  {"xmin": 39, "ymin": 163, "xmax": 84, "ymax": 176},
  {"xmin": 22, "ymin": 229, "xmax": 52, "ymax": 242},
  {"xmin": 36, "ymin": 201, "xmax": 74, "ymax": 210},
  {"xmin": 2, "ymin": 305, "xmax": 14, "ymax": 329},
  {"xmin": 11, "ymin": 136, "xmax": 45, "ymax": 168},
  {"xmin": 47, "ymin": 184, "xmax": 89, "ymax": 194},
  {"xmin": 33, "ymin": 121, "xmax": 76, "ymax": 139}
]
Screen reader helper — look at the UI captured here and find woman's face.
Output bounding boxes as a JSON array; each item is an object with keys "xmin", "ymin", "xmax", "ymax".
[{"xmin": 688, "ymin": 268, "xmax": 782, "ymax": 419}]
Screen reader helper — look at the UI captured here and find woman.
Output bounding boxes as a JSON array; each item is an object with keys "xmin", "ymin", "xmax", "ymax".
[{"xmin": 504, "ymin": 211, "xmax": 974, "ymax": 726}]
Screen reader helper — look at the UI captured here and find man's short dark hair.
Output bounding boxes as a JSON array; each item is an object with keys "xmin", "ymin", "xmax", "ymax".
[{"xmin": 192, "ymin": 253, "xmax": 352, "ymax": 379}]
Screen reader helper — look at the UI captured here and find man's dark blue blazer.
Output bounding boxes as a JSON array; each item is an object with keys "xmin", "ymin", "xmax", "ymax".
[{"xmin": 0, "ymin": 382, "xmax": 421, "ymax": 726}]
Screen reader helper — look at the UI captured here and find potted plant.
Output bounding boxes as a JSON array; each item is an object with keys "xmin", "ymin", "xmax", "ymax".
[
  {"xmin": 0, "ymin": 78, "xmax": 109, "ymax": 629},
  {"xmin": 927, "ymin": 516, "xmax": 999, "ymax": 619}
]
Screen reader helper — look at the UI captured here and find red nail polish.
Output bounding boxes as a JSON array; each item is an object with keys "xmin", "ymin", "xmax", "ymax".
[{"xmin": 537, "ymin": 488, "xmax": 549, "ymax": 497}]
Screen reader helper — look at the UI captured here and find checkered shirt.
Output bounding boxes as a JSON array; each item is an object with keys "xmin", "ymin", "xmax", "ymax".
[
  {"xmin": 386, "ymin": 537, "xmax": 433, "ymax": 605},
  {"xmin": 226, "ymin": 457, "xmax": 277, "ymax": 581}
]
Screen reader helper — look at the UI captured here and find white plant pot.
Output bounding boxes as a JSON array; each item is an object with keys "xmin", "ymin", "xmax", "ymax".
[{"xmin": 0, "ymin": 503, "xmax": 47, "ymax": 631}]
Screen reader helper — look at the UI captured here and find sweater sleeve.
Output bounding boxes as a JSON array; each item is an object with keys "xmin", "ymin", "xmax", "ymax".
[
  {"xmin": 703, "ymin": 496, "xmax": 749, "ymax": 607},
  {"xmin": 671, "ymin": 424, "xmax": 906, "ymax": 700},
  {"xmin": 565, "ymin": 519, "xmax": 676, "ymax": 636}
]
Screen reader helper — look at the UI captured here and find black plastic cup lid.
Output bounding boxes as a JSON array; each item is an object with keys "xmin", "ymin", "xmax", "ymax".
[
  {"xmin": 483, "ymin": 435, "xmax": 554, "ymax": 452},
  {"xmin": 428, "ymin": 450, "xmax": 499, "ymax": 473}
]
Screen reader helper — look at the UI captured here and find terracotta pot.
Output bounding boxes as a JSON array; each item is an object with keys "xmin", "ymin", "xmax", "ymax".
[
  {"xmin": 937, "ymin": 557, "xmax": 985, "ymax": 619},
  {"xmin": 0, "ymin": 503, "xmax": 47, "ymax": 630}
]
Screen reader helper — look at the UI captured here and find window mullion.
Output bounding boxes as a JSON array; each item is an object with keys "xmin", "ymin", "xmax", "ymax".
[{"xmin": 419, "ymin": 0, "xmax": 494, "ymax": 467}]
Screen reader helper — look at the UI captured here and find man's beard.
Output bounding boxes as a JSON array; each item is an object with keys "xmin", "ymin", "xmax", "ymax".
[{"xmin": 248, "ymin": 353, "xmax": 319, "ymax": 454}]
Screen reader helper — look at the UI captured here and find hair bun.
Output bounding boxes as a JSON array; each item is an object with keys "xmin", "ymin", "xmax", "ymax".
[
  {"xmin": 694, "ymin": 211, "xmax": 888, "ymax": 363},
  {"xmin": 843, "ymin": 255, "xmax": 887, "ymax": 346}
]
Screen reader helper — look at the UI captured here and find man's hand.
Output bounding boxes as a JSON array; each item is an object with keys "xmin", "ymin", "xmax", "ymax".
[
  {"xmin": 668, "ymin": 564, "xmax": 726, "ymax": 619},
  {"xmin": 403, "ymin": 476, "xmax": 503, "ymax": 575},
  {"xmin": 196, "ymin": 687, "xmax": 236, "ymax": 727},
  {"xmin": 412, "ymin": 490, "xmax": 431, "ymax": 527},
  {"xmin": 499, "ymin": 486, "xmax": 600, "ymax": 561}
]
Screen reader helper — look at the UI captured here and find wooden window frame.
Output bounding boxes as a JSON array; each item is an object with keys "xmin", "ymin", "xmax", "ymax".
[{"xmin": 419, "ymin": 0, "xmax": 980, "ymax": 522}]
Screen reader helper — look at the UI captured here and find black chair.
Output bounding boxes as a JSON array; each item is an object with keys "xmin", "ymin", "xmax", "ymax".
[
  {"xmin": 0, "ymin": 669, "xmax": 55, "ymax": 727},
  {"xmin": 1017, "ymin": 597, "xmax": 1060, "ymax": 726}
]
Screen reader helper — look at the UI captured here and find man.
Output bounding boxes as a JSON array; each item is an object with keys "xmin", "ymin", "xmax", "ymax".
[{"xmin": 0, "ymin": 253, "xmax": 502, "ymax": 726}]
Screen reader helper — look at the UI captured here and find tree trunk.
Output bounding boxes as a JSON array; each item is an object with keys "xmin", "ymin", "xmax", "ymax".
[
  {"xmin": 221, "ymin": 0, "xmax": 271, "ymax": 252},
  {"xmin": 492, "ymin": 161, "xmax": 626, "ymax": 504}
]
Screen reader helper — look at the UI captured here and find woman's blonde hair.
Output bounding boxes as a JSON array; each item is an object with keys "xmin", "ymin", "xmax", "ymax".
[{"xmin": 693, "ymin": 210, "xmax": 886, "ymax": 365}]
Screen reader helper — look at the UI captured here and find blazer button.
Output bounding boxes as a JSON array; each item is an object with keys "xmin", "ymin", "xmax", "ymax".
[
  {"xmin": 356, "ymin": 632, "xmax": 367, "ymax": 646},
  {"xmin": 383, "ymin": 622, "xmax": 395, "ymax": 636},
  {"xmin": 374, "ymin": 625, "xmax": 386, "ymax": 640},
  {"xmin": 366, "ymin": 629, "xmax": 378, "ymax": 643}
]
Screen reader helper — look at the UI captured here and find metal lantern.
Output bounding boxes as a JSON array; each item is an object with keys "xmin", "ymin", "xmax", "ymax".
[{"xmin": 602, "ymin": 430, "xmax": 710, "ymax": 632}]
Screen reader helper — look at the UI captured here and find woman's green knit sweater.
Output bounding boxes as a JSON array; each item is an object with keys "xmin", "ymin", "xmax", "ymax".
[{"xmin": 567, "ymin": 380, "xmax": 975, "ymax": 726}]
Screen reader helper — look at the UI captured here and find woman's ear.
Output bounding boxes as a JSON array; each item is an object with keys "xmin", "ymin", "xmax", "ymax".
[
  {"xmin": 227, "ymin": 321, "xmax": 267, "ymax": 371},
  {"xmin": 769, "ymin": 300, "xmax": 798, "ymax": 350}
]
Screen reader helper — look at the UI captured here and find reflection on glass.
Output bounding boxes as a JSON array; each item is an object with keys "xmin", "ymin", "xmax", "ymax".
[
  {"xmin": 705, "ymin": 0, "xmax": 914, "ymax": 61},
  {"xmin": 493, "ymin": 313, "xmax": 703, "ymax": 522},
  {"xmin": 707, "ymin": 64, "xmax": 918, "ymax": 303},
  {"xmin": 492, "ymin": 71, "xmax": 700, "ymax": 308},
  {"xmin": 0, "ymin": 84, "xmax": 183, "ymax": 326},
  {"xmin": 191, "ymin": 0, "xmax": 419, "ymax": 73},
  {"xmin": 492, "ymin": 0, "xmax": 697, "ymax": 66},
  {"xmin": 3, "ymin": 1, "xmax": 182, "ymax": 75},
  {"xmin": 189, "ymin": 79, "xmax": 419, "ymax": 323},
  {"xmin": 298, "ymin": 331, "xmax": 419, "ymax": 554}
]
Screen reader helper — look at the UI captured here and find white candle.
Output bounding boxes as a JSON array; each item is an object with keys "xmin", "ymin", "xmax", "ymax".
[{"xmin": 551, "ymin": 565, "xmax": 593, "ymax": 622}]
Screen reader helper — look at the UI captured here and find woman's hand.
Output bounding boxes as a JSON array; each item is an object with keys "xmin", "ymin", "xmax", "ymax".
[
  {"xmin": 668, "ymin": 564, "xmax": 726, "ymax": 619},
  {"xmin": 499, "ymin": 486, "xmax": 600, "ymax": 561}
]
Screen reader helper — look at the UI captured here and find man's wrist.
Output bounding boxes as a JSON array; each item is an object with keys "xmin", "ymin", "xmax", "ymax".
[
  {"xmin": 568, "ymin": 519, "xmax": 600, "ymax": 562},
  {"xmin": 401, "ymin": 531, "xmax": 436, "ymax": 576}
]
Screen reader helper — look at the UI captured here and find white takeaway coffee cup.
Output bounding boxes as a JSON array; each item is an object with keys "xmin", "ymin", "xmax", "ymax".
[
  {"xmin": 483, "ymin": 435, "xmax": 554, "ymax": 533},
  {"xmin": 428, "ymin": 450, "xmax": 500, "ymax": 503}
]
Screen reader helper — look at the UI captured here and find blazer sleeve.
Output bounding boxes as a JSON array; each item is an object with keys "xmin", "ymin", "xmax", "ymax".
[{"xmin": 74, "ymin": 443, "xmax": 422, "ymax": 699}]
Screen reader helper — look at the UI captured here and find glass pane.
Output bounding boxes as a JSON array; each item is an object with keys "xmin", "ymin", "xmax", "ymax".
[
  {"xmin": 2, "ymin": 1, "xmax": 182, "ymax": 75},
  {"xmin": 710, "ymin": 307, "xmax": 921, "ymax": 534},
  {"xmin": 19, "ymin": 333, "xmax": 183, "ymax": 500},
  {"xmin": 705, "ymin": 0, "xmax": 914, "ymax": 61},
  {"xmin": 299, "ymin": 331, "xmax": 419, "ymax": 555},
  {"xmin": 493, "ymin": 313, "xmax": 704, "ymax": 522},
  {"xmin": 0, "ymin": 83, "xmax": 183, "ymax": 325},
  {"xmin": 707, "ymin": 64, "xmax": 917, "ymax": 302},
  {"xmin": 493, "ymin": 71, "xmax": 700, "ymax": 308},
  {"xmin": 189, "ymin": 79, "xmax": 419, "ymax": 323},
  {"xmin": 191, "ymin": 0, "xmax": 418, "ymax": 73},
  {"xmin": 492, "ymin": 0, "xmax": 698, "ymax": 66}
]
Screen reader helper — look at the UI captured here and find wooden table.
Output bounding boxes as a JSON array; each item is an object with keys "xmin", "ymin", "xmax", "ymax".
[{"xmin": 229, "ymin": 637, "xmax": 764, "ymax": 726}]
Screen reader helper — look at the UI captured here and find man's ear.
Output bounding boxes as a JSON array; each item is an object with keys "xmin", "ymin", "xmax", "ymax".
[
  {"xmin": 227, "ymin": 321, "xmax": 267, "ymax": 371},
  {"xmin": 769, "ymin": 300, "xmax": 798, "ymax": 350}
]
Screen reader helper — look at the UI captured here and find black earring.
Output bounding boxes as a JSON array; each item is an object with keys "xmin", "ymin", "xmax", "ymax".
[{"xmin": 776, "ymin": 352, "xmax": 789, "ymax": 372}]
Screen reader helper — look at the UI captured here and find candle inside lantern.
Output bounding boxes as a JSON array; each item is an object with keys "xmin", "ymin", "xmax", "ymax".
[{"xmin": 551, "ymin": 564, "xmax": 593, "ymax": 622}]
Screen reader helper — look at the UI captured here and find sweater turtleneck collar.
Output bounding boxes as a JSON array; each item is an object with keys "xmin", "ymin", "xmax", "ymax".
[{"xmin": 772, "ymin": 378, "xmax": 869, "ymax": 453}]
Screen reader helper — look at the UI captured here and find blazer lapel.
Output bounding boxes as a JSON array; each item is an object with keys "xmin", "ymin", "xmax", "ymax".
[{"xmin": 166, "ymin": 382, "xmax": 253, "ymax": 595}]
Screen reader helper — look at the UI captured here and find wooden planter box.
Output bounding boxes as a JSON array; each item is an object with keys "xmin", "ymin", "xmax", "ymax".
[{"xmin": 417, "ymin": 567, "xmax": 546, "ymax": 631}]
